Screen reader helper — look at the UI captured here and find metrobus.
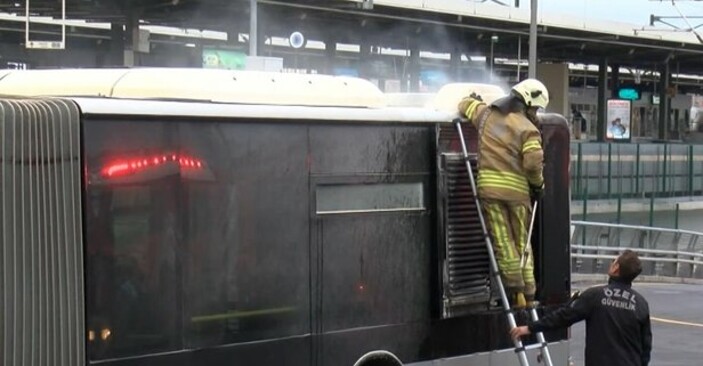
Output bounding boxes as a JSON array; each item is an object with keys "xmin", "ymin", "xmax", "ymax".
[{"xmin": 0, "ymin": 68, "xmax": 571, "ymax": 366}]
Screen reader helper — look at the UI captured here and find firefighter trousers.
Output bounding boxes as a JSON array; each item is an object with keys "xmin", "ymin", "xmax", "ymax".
[{"xmin": 481, "ymin": 198, "xmax": 536, "ymax": 301}]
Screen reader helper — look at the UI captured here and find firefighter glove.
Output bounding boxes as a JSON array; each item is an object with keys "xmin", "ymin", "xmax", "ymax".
[
  {"xmin": 529, "ymin": 183, "xmax": 545, "ymax": 200},
  {"xmin": 458, "ymin": 94, "xmax": 484, "ymax": 121}
]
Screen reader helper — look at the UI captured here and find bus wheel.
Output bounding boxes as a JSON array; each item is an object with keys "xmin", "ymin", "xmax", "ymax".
[{"xmin": 353, "ymin": 350, "xmax": 403, "ymax": 366}]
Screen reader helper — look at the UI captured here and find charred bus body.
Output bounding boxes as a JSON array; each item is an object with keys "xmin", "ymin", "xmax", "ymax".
[{"xmin": 0, "ymin": 69, "xmax": 571, "ymax": 366}]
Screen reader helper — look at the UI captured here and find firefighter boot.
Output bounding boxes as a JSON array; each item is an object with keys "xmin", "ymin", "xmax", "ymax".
[
  {"xmin": 525, "ymin": 294, "xmax": 537, "ymax": 309},
  {"xmin": 511, "ymin": 292, "xmax": 530, "ymax": 325}
]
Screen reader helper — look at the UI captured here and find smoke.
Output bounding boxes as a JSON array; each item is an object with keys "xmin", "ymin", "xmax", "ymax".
[
  {"xmin": 394, "ymin": 22, "xmax": 515, "ymax": 93},
  {"xmin": 147, "ymin": 0, "xmax": 521, "ymax": 93}
]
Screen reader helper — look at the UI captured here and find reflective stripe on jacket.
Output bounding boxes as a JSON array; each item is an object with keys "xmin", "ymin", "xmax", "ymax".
[{"xmin": 459, "ymin": 97, "xmax": 544, "ymax": 202}]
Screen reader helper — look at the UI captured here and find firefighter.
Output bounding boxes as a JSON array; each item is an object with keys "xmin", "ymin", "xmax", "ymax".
[{"xmin": 457, "ymin": 79, "xmax": 549, "ymax": 309}]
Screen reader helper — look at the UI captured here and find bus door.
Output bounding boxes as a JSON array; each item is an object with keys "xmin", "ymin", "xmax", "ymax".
[{"xmin": 309, "ymin": 124, "xmax": 433, "ymax": 365}]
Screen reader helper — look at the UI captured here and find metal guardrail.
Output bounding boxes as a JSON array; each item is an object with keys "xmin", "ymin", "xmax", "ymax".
[
  {"xmin": 571, "ymin": 142, "xmax": 703, "ymax": 201},
  {"xmin": 571, "ymin": 220, "xmax": 703, "ymax": 278}
]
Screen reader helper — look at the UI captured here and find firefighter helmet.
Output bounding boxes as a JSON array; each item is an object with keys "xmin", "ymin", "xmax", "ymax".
[{"xmin": 511, "ymin": 79, "xmax": 549, "ymax": 109}]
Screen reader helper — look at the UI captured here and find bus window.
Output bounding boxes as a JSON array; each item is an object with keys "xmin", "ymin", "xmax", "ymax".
[
  {"xmin": 84, "ymin": 119, "xmax": 311, "ymax": 359},
  {"xmin": 179, "ymin": 121, "xmax": 310, "ymax": 348},
  {"xmin": 85, "ymin": 121, "xmax": 181, "ymax": 360},
  {"xmin": 316, "ymin": 182, "xmax": 425, "ymax": 215}
]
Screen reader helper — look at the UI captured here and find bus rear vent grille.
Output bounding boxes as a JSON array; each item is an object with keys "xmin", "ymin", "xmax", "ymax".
[{"xmin": 442, "ymin": 153, "xmax": 490, "ymax": 303}]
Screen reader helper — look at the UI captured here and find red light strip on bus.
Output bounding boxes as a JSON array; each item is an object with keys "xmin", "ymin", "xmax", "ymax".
[{"xmin": 101, "ymin": 153, "xmax": 204, "ymax": 178}]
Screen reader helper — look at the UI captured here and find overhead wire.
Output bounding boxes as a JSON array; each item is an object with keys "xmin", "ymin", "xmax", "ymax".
[{"xmin": 670, "ymin": 0, "xmax": 703, "ymax": 43}]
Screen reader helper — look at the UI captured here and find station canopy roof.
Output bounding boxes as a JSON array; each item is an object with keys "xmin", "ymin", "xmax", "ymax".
[{"xmin": 2, "ymin": 0, "xmax": 703, "ymax": 75}]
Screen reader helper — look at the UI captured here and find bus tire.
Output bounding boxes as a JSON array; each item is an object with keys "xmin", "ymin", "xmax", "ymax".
[{"xmin": 353, "ymin": 350, "xmax": 403, "ymax": 366}]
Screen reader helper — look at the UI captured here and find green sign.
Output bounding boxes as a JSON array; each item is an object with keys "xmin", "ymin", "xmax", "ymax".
[
  {"xmin": 617, "ymin": 87, "xmax": 640, "ymax": 101},
  {"xmin": 202, "ymin": 49, "xmax": 246, "ymax": 70}
]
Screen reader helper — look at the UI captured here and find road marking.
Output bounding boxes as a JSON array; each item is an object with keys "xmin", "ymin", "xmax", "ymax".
[{"xmin": 651, "ymin": 316, "xmax": 703, "ymax": 329}]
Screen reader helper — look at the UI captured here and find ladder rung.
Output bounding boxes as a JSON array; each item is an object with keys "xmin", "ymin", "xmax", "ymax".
[{"xmin": 516, "ymin": 342, "xmax": 549, "ymax": 353}]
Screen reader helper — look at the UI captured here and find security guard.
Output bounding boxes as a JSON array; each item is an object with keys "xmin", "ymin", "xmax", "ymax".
[
  {"xmin": 458, "ymin": 79, "xmax": 549, "ymax": 308},
  {"xmin": 510, "ymin": 250, "xmax": 652, "ymax": 366}
]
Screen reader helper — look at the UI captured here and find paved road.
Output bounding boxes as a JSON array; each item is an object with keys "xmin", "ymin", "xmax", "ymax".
[{"xmin": 569, "ymin": 282, "xmax": 703, "ymax": 366}]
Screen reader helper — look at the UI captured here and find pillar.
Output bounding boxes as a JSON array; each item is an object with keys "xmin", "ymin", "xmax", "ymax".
[
  {"xmin": 324, "ymin": 34, "xmax": 336, "ymax": 75},
  {"xmin": 359, "ymin": 35, "xmax": 370, "ymax": 80},
  {"xmin": 450, "ymin": 46, "xmax": 462, "ymax": 82},
  {"xmin": 249, "ymin": 0, "xmax": 258, "ymax": 56},
  {"xmin": 409, "ymin": 42, "xmax": 420, "ymax": 92},
  {"xmin": 536, "ymin": 63, "xmax": 569, "ymax": 116},
  {"xmin": 658, "ymin": 62, "xmax": 671, "ymax": 140},
  {"xmin": 109, "ymin": 23, "xmax": 124, "ymax": 67},
  {"xmin": 597, "ymin": 58, "xmax": 608, "ymax": 142},
  {"xmin": 123, "ymin": 11, "xmax": 140, "ymax": 67},
  {"xmin": 611, "ymin": 63, "xmax": 621, "ymax": 98}
]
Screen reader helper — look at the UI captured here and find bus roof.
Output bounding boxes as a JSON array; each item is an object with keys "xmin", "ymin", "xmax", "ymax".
[
  {"xmin": 72, "ymin": 97, "xmax": 452, "ymax": 123},
  {"xmin": 0, "ymin": 68, "xmax": 386, "ymax": 108},
  {"xmin": 0, "ymin": 68, "xmax": 507, "ymax": 122}
]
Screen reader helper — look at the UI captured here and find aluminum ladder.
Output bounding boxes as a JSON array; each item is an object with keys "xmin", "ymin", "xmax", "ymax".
[{"xmin": 454, "ymin": 119, "xmax": 553, "ymax": 366}]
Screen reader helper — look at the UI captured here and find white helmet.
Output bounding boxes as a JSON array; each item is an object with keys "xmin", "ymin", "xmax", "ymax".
[{"xmin": 512, "ymin": 79, "xmax": 549, "ymax": 109}]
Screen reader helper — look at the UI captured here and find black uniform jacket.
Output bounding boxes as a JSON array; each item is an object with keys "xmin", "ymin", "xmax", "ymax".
[{"xmin": 528, "ymin": 278, "xmax": 652, "ymax": 366}]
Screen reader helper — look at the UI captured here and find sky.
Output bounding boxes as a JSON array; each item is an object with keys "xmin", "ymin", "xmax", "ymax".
[{"xmin": 529, "ymin": 0, "xmax": 703, "ymax": 27}]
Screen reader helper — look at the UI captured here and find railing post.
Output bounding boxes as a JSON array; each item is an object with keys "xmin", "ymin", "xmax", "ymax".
[
  {"xmin": 618, "ymin": 144, "xmax": 623, "ymax": 200},
  {"xmin": 662, "ymin": 144, "xmax": 667, "ymax": 197},
  {"xmin": 577, "ymin": 143, "xmax": 583, "ymax": 199},
  {"xmin": 635, "ymin": 143, "xmax": 640, "ymax": 196},
  {"xmin": 672, "ymin": 146, "xmax": 676, "ymax": 198},
  {"xmin": 675, "ymin": 203, "xmax": 680, "ymax": 230},
  {"xmin": 690, "ymin": 236, "xmax": 699, "ymax": 252},
  {"xmin": 649, "ymin": 192, "xmax": 655, "ymax": 228},
  {"xmin": 691, "ymin": 253, "xmax": 697, "ymax": 278},
  {"xmin": 607, "ymin": 143, "xmax": 612, "ymax": 199},
  {"xmin": 689, "ymin": 144, "xmax": 694, "ymax": 196},
  {"xmin": 655, "ymin": 145, "xmax": 661, "ymax": 198},
  {"xmin": 599, "ymin": 146, "xmax": 604, "ymax": 200},
  {"xmin": 582, "ymin": 187, "xmax": 588, "ymax": 249}
]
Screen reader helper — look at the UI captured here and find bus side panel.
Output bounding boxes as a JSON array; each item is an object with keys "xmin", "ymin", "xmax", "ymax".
[
  {"xmin": 319, "ymin": 312, "xmax": 515, "ymax": 364},
  {"xmin": 87, "ymin": 336, "xmax": 311, "ymax": 366},
  {"xmin": 308, "ymin": 124, "xmax": 435, "ymax": 365},
  {"xmin": 535, "ymin": 114, "xmax": 571, "ymax": 341}
]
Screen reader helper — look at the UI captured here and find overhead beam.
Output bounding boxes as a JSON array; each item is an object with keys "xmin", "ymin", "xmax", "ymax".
[{"xmin": 258, "ymin": 0, "xmax": 703, "ymax": 56}]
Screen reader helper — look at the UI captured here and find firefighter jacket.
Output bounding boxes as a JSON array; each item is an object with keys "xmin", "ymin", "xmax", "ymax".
[
  {"xmin": 528, "ymin": 278, "xmax": 652, "ymax": 366},
  {"xmin": 459, "ymin": 97, "xmax": 544, "ymax": 202}
]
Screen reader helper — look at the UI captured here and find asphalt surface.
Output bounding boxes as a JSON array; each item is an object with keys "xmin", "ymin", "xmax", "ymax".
[{"xmin": 569, "ymin": 282, "xmax": 703, "ymax": 366}]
